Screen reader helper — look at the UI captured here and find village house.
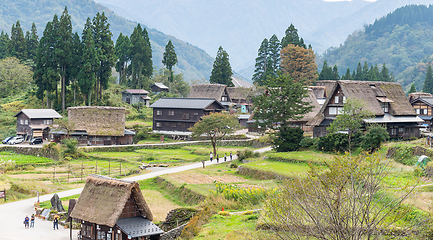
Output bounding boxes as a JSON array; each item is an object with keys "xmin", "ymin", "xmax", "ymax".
[
  {"xmin": 150, "ymin": 98, "xmax": 225, "ymax": 135},
  {"xmin": 51, "ymin": 106, "xmax": 134, "ymax": 145},
  {"xmin": 150, "ymin": 83, "xmax": 169, "ymax": 94},
  {"xmin": 14, "ymin": 109, "xmax": 62, "ymax": 141},
  {"xmin": 122, "ymin": 89, "xmax": 151, "ymax": 107},
  {"xmin": 409, "ymin": 92, "xmax": 433, "ymax": 130},
  {"xmin": 70, "ymin": 175, "xmax": 163, "ymax": 240},
  {"xmin": 227, "ymin": 87, "xmax": 254, "ymax": 113},
  {"xmin": 308, "ymin": 80, "xmax": 423, "ymax": 139},
  {"xmin": 189, "ymin": 84, "xmax": 232, "ymax": 108}
]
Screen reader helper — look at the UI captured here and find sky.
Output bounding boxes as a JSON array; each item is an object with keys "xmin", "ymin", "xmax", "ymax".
[{"xmin": 324, "ymin": 0, "xmax": 377, "ymax": 1}]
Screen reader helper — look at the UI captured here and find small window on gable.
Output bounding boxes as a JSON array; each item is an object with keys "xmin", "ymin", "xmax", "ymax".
[
  {"xmin": 24, "ymin": 120, "xmax": 28, "ymax": 125},
  {"xmin": 329, "ymin": 107, "xmax": 337, "ymax": 115},
  {"xmin": 334, "ymin": 96, "xmax": 339, "ymax": 103},
  {"xmin": 381, "ymin": 102, "xmax": 389, "ymax": 113}
]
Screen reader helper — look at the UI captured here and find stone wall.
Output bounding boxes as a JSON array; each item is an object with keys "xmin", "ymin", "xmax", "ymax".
[{"xmin": 160, "ymin": 223, "xmax": 188, "ymax": 240}]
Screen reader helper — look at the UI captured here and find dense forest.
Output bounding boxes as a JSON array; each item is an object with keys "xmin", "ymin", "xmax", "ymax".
[
  {"xmin": 0, "ymin": 0, "xmax": 214, "ymax": 81},
  {"xmin": 320, "ymin": 4, "xmax": 433, "ymax": 92}
]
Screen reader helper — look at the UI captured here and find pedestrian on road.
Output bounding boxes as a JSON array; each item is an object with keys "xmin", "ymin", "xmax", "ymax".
[
  {"xmin": 23, "ymin": 216, "xmax": 29, "ymax": 229},
  {"xmin": 216, "ymin": 154, "xmax": 219, "ymax": 163},
  {"xmin": 224, "ymin": 153, "xmax": 227, "ymax": 162},
  {"xmin": 209, "ymin": 152, "xmax": 213, "ymax": 162},
  {"xmin": 202, "ymin": 160, "xmax": 205, "ymax": 168},
  {"xmin": 30, "ymin": 214, "xmax": 35, "ymax": 228},
  {"xmin": 53, "ymin": 214, "xmax": 59, "ymax": 230},
  {"xmin": 230, "ymin": 152, "xmax": 233, "ymax": 161}
]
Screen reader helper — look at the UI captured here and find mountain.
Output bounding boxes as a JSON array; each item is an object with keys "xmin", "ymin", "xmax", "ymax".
[
  {"xmin": 94, "ymin": 0, "xmax": 431, "ymax": 81},
  {"xmin": 0, "ymin": 0, "xmax": 214, "ymax": 81},
  {"xmin": 320, "ymin": 4, "xmax": 433, "ymax": 92}
]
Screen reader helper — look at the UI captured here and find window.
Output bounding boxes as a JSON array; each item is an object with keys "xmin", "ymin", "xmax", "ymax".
[
  {"xmin": 193, "ymin": 112, "xmax": 199, "ymax": 116},
  {"xmin": 168, "ymin": 111, "xmax": 174, "ymax": 116},
  {"xmin": 183, "ymin": 113, "xmax": 190, "ymax": 120},
  {"xmin": 381, "ymin": 102, "xmax": 389, "ymax": 113},
  {"xmin": 416, "ymin": 109, "xmax": 421, "ymax": 114},
  {"xmin": 399, "ymin": 128, "xmax": 404, "ymax": 132},
  {"xmin": 20, "ymin": 119, "xmax": 24, "ymax": 125},
  {"xmin": 24, "ymin": 120, "xmax": 28, "ymax": 125},
  {"xmin": 156, "ymin": 122, "xmax": 161, "ymax": 127},
  {"xmin": 329, "ymin": 107, "xmax": 337, "ymax": 115},
  {"xmin": 343, "ymin": 96, "xmax": 347, "ymax": 103},
  {"xmin": 156, "ymin": 110, "xmax": 162, "ymax": 116},
  {"xmin": 171, "ymin": 123, "xmax": 176, "ymax": 128},
  {"xmin": 334, "ymin": 96, "xmax": 339, "ymax": 103},
  {"xmin": 221, "ymin": 96, "xmax": 227, "ymax": 102},
  {"xmin": 391, "ymin": 128, "xmax": 397, "ymax": 136}
]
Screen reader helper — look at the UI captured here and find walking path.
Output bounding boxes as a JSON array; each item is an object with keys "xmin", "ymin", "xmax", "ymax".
[{"xmin": 0, "ymin": 146, "xmax": 272, "ymax": 240}]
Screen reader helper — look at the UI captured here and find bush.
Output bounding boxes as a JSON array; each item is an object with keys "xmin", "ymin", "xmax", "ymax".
[
  {"xmin": 61, "ymin": 138, "xmax": 81, "ymax": 158},
  {"xmin": 315, "ymin": 132, "xmax": 362, "ymax": 153},
  {"xmin": 393, "ymin": 145, "xmax": 417, "ymax": 165},
  {"xmin": 272, "ymin": 127, "xmax": 303, "ymax": 152},
  {"xmin": 361, "ymin": 125, "xmax": 389, "ymax": 152},
  {"xmin": 299, "ymin": 137, "xmax": 315, "ymax": 148},
  {"xmin": 237, "ymin": 148, "xmax": 259, "ymax": 161}
]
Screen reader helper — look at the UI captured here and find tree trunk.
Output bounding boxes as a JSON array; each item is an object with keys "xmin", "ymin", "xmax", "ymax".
[{"xmin": 62, "ymin": 66, "xmax": 65, "ymax": 112}]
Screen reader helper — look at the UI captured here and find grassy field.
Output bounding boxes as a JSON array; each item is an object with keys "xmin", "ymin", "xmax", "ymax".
[{"xmin": 241, "ymin": 159, "xmax": 318, "ymax": 177}]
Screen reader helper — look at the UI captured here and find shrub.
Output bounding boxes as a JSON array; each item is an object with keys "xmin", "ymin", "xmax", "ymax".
[
  {"xmin": 315, "ymin": 132, "xmax": 362, "ymax": 153},
  {"xmin": 299, "ymin": 137, "xmax": 315, "ymax": 148},
  {"xmin": 230, "ymin": 162, "xmax": 238, "ymax": 168},
  {"xmin": 61, "ymin": 138, "xmax": 81, "ymax": 159},
  {"xmin": 272, "ymin": 127, "xmax": 304, "ymax": 152},
  {"xmin": 218, "ymin": 211, "xmax": 231, "ymax": 216},
  {"xmin": 393, "ymin": 145, "xmax": 417, "ymax": 165},
  {"xmin": 180, "ymin": 207, "xmax": 213, "ymax": 239},
  {"xmin": 237, "ymin": 148, "xmax": 259, "ymax": 161},
  {"xmin": 211, "ymin": 181, "xmax": 276, "ymax": 205},
  {"xmin": 361, "ymin": 125, "xmax": 389, "ymax": 152}
]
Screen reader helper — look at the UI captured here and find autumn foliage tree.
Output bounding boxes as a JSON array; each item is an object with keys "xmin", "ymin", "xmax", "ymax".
[
  {"xmin": 280, "ymin": 44, "xmax": 317, "ymax": 85},
  {"xmin": 189, "ymin": 112, "xmax": 239, "ymax": 156}
]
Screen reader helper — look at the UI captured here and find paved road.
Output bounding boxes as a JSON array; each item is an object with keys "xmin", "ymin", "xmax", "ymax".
[{"xmin": 0, "ymin": 146, "xmax": 272, "ymax": 240}]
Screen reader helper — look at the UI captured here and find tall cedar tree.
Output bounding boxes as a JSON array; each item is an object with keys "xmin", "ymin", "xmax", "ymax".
[
  {"xmin": 0, "ymin": 31, "xmax": 10, "ymax": 58},
  {"xmin": 78, "ymin": 28, "xmax": 99, "ymax": 105},
  {"xmin": 34, "ymin": 21, "xmax": 58, "ymax": 108},
  {"xmin": 9, "ymin": 20, "xmax": 27, "ymax": 60},
  {"xmin": 210, "ymin": 46, "xmax": 233, "ymax": 87},
  {"xmin": 380, "ymin": 63, "xmax": 391, "ymax": 82},
  {"xmin": 281, "ymin": 24, "xmax": 306, "ymax": 49},
  {"xmin": 57, "ymin": 7, "xmax": 73, "ymax": 112},
  {"xmin": 332, "ymin": 65, "xmax": 340, "ymax": 80},
  {"xmin": 355, "ymin": 62, "xmax": 363, "ymax": 80},
  {"xmin": 68, "ymin": 32, "xmax": 82, "ymax": 106},
  {"xmin": 129, "ymin": 24, "xmax": 153, "ymax": 89},
  {"xmin": 268, "ymin": 34, "xmax": 281, "ymax": 75},
  {"xmin": 342, "ymin": 68, "xmax": 353, "ymax": 80},
  {"xmin": 92, "ymin": 12, "xmax": 116, "ymax": 101},
  {"xmin": 162, "ymin": 40, "xmax": 178, "ymax": 93},
  {"xmin": 115, "ymin": 33, "xmax": 131, "ymax": 85},
  {"xmin": 319, "ymin": 60, "xmax": 332, "ymax": 80},
  {"xmin": 362, "ymin": 62, "xmax": 369, "ymax": 80},
  {"xmin": 280, "ymin": 44, "xmax": 317, "ymax": 85},
  {"xmin": 26, "ymin": 23, "xmax": 39, "ymax": 61},
  {"xmin": 408, "ymin": 83, "xmax": 417, "ymax": 94},
  {"xmin": 252, "ymin": 38, "xmax": 268, "ymax": 86},
  {"xmin": 423, "ymin": 63, "xmax": 433, "ymax": 94},
  {"xmin": 253, "ymin": 74, "xmax": 312, "ymax": 130}
]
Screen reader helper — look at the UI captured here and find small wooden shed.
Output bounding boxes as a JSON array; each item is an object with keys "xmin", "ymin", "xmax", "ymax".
[{"xmin": 70, "ymin": 175, "xmax": 163, "ymax": 240}]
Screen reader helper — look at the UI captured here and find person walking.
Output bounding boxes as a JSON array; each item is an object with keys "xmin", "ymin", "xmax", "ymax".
[
  {"xmin": 53, "ymin": 214, "xmax": 59, "ymax": 230},
  {"xmin": 30, "ymin": 214, "xmax": 35, "ymax": 228},
  {"xmin": 209, "ymin": 152, "xmax": 213, "ymax": 162},
  {"xmin": 201, "ymin": 159, "xmax": 205, "ymax": 168},
  {"xmin": 230, "ymin": 152, "xmax": 233, "ymax": 161},
  {"xmin": 216, "ymin": 154, "xmax": 219, "ymax": 163},
  {"xmin": 23, "ymin": 216, "xmax": 29, "ymax": 229},
  {"xmin": 224, "ymin": 153, "xmax": 227, "ymax": 162}
]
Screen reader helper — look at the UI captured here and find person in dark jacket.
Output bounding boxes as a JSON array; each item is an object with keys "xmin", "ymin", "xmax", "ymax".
[
  {"xmin": 30, "ymin": 214, "xmax": 35, "ymax": 228},
  {"xmin": 24, "ymin": 216, "xmax": 29, "ymax": 229}
]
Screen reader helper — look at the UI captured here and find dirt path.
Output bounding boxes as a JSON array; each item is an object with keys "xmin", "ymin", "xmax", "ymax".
[{"xmin": 0, "ymin": 146, "xmax": 272, "ymax": 240}]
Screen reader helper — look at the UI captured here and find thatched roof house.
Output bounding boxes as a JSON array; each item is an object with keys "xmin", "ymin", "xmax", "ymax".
[
  {"xmin": 68, "ymin": 106, "xmax": 125, "ymax": 136},
  {"xmin": 308, "ymin": 80, "xmax": 422, "ymax": 138},
  {"xmin": 189, "ymin": 84, "xmax": 231, "ymax": 102},
  {"xmin": 408, "ymin": 92, "xmax": 433, "ymax": 102},
  {"xmin": 70, "ymin": 175, "xmax": 163, "ymax": 240}
]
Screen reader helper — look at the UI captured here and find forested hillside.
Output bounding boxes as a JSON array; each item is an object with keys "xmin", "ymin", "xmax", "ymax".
[
  {"xmin": 0, "ymin": 0, "xmax": 213, "ymax": 81},
  {"xmin": 320, "ymin": 4, "xmax": 433, "ymax": 92}
]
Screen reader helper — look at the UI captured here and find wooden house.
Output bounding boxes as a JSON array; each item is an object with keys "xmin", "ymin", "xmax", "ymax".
[
  {"xmin": 14, "ymin": 109, "xmax": 62, "ymax": 141},
  {"xmin": 189, "ymin": 84, "xmax": 231, "ymax": 103},
  {"xmin": 70, "ymin": 175, "xmax": 163, "ymax": 240},
  {"xmin": 122, "ymin": 89, "xmax": 151, "ymax": 107},
  {"xmin": 150, "ymin": 98, "xmax": 225, "ymax": 134},
  {"xmin": 227, "ymin": 87, "xmax": 254, "ymax": 113},
  {"xmin": 150, "ymin": 83, "xmax": 169, "ymax": 94},
  {"xmin": 51, "ymin": 107, "xmax": 134, "ymax": 145},
  {"xmin": 308, "ymin": 80, "xmax": 423, "ymax": 139},
  {"xmin": 409, "ymin": 93, "xmax": 433, "ymax": 130}
]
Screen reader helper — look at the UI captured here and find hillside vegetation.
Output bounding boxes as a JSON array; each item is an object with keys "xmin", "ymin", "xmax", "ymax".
[
  {"xmin": 320, "ymin": 4, "xmax": 433, "ymax": 91},
  {"xmin": 0, "ymin": 0, "xmax": 213, "ymax": 81}
]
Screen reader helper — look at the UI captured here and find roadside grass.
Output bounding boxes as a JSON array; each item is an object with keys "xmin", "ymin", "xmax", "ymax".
[
  {"xmin": 241, "ymin": 159, "xmax": 319, "ymax": 177},
  {"xmin": 264, "ymin": 150, "xmax": 334, "ymax": 163},
  {"xmin": 0, "ymin": 151, "xmax": 53, "ymax": 166},
  {"xmin": 137, "ymin": 178, "xmax": 195, "ymax": 207},
  {"xmin": 125, "ymin": 120, "xmax": 152, "ymax": 128},
  {"xmin": 382, "ymin": 171, "xmax": 427, "ymax": 188}
]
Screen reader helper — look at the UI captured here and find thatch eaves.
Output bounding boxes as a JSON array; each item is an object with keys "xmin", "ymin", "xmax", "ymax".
[
  {"xmin": 292, "ymin": 89, "xmax": 321, "ymax": 122},
  {"xmin": 409, "ymin": 92, "xmax": 433, "ymax": 102},
  {"xmin": 68, "ymin": 106, "xmax": 125, "ymax": 136},
  {"xmin": 308, "ymin": 86, "xmax": 327, "ymax": 99},
  {"xmin": 189, "ymin": 84, "xmax": 230, "ymax": 101},
  {"xmin": 315, "ymin": 80, "xmax": 337, "ymax": 97},
  {"xmin": 70, "ymin": 175, "xmax": 153, "ymax": 227}
]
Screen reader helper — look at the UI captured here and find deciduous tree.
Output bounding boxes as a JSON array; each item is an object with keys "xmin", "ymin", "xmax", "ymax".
[
  {"xmin": 0, "ymin": 57, "xmax": 32, "ymax": 98},
  {"xmin": 280, "ymin": 44, "xmax": 317, "ymax": 85},
  {"xmin": 189, "ymin": 112, "xmax": 239, "ymax": 156}
]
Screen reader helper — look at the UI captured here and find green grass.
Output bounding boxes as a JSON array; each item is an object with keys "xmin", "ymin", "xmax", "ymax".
[
  {"xmin": 382, "ymin": 171, "xmax": 427, "ymax": 188},
  {"xmin": 265, "ymin": 150, "xmax": 334, "ymax": 163},
  {"xmin": 137, "ymin": 178, "xmax": 195, "ymax": 206},
  {"xmin": 0, "ymin": 151, "xmax": 53, "ymax": 165},
  {"xmin": 242, "ymin": 159, "xmax": 318, "ymax": 177}
]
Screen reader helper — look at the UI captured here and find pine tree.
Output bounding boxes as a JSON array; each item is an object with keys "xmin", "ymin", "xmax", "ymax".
[
  {"xmin": 92, "ymin": 12, "xmax": 116, "ymax": 101},
  {"xmin": 162, "ymin": 40, "xmax": 178, "ymax": 93},
  {"xmin": 332, "ymin": 65, "xmax": 340, "ymax": 80},
  {"xmin": 68, "ymin": 32, "xmax": 82, "ymax": 106},
  {"xmin": 252, "ymin": 38, "xmax": 268, "ymax": 86},
  {"xmin": 57, "ymin": 7, "xmax": 73, "ymax": 112},
  {"xmin": 9, "ymin": 20, "xmax": 27, "ymax": 60},
  {"xmin": 342, "ymin": 68, "xmax": 353, "ymax": 80},
  {"xmin": 355, "ymin": 62, "xmax": 363, "ymax": 80},
  {"xmin": 78, "ymin": 28, "xmax": 99, "ymax": 105},
  {"xmin": 380, "ymin": 63, "xmax": 391, "ymax": 82},
  {"xmin": 423, "ymin": 63, "xmax": 433, "ymax": 94},
  {"xmin": 115, "ymin": 33, "xmax": 131, "ymax": 85},
  {"xmin": 26, "ymin": 23, "xmax": 39, "ymax": 61},
  {"xmin": 268, "ymin": 34, "xmax": 281, "ymax": 75},
  {"xmin": 0, "ymin": 31, "xmax": 10, "ymax": 58},
  {"xmin": 319, "ymin": 60, "xmax": 332, "ymax": 80},
  {"xmin": 129, "ymin": 24, "xmax": 153, "ymax": 89},
  {"xmin": 408, "ymin": 83, "xmax": 417, "ymax": 94},
  {"xmin": 210, "ymin": 46, "xmax": 233, "ymax": 87},
  {"xmin": 281, "ymin": 24, "xmax": 300, "ymax": 48},
  {"xmin": 362, "ymin": 62, "xmax": 369, "ymax": 80}
]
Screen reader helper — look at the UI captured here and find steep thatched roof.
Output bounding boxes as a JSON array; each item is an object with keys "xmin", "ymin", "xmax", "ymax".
[
  {"xmin": 308, "ymin": 86, "xmax": 327, "ymax": 99},
  {"xmin": 70, "ymin": 175, "xmax": 153, "ymax": 227},
  {"xmin": 409, "ymin": 92, "xmax": 433, "ymax": 102},
  {"xmin": 315, "ymin": 80, "xmax": 337, "ymax": 97},
  {"xmin": 227, "ymin": 87, "xmax": 253, "ymax": 102},
  {"xmin": 295, "ymin": 89, "xmax": 321, "ymax": 122},
  {"xmin": 307, "ymin": 80, "xmax": 416, "ymax": 126},
  {"xmin": 68, "ymin": 106, "xmax": 125, "ymax": 136},
  {"xmin": 189, "ymin": 84, "xmax": 230, "ymax": 101}
]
